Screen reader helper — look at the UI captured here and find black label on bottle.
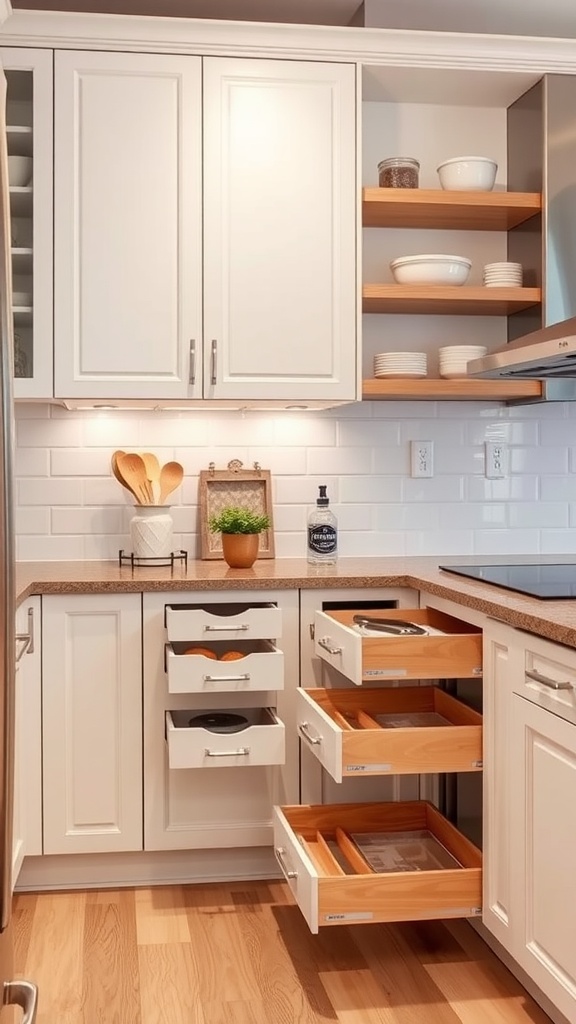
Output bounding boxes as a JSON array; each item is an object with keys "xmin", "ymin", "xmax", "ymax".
[{"xmin": 308, "ymin": 524, "xmax": 337, "ymax": 554}]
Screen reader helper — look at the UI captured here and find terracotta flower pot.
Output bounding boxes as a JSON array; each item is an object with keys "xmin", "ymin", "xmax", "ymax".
[{"xmin": 221, "ymin": 532, "xmax": 260, "ymax": 569}]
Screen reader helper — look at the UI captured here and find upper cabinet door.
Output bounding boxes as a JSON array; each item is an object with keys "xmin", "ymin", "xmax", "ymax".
[
  {"xmin": 54, "ymin": 50, "xmax": 202, "ymax": 400},
  {"xmin": 203, "ymin": 58, "xmax": 358, "ymax": 402},
  {"xmin": 1, "ymin": 47, "xmax": 54, "ymax": 400}
]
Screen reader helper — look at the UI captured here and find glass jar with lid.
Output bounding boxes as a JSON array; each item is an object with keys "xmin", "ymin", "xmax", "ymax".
[{"xmin": 378, "ymin": 157, "xmax": 420, "ymax": 188}]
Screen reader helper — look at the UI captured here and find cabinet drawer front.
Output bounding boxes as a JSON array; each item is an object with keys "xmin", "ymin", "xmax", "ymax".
[
  {"xmin": 519, "ymin": 640, "xmax": 576, "ymax": 725},
  {"xmin": 273, "ymin": 807, "xmax": 319, "ymax": 933},
  {"xmin": 314, "ymin": 609, "xmax": 482, "ymax": 685},
  {"xmin": 166, "ymin": 640, "xmax": 284, "ymax": 693},
  {"xmin": 166, "ymin": 709, "xmax": 285, "ymax": 769},
  {"xmin": 276, "ymin": 801, "xmax": 482, "ymax": 935},
  {"xmin": 297, "ymin": 687, "xmax": 483, "ymax": 782},
  {"xmin": 166, "ymin": 603, "xmax": 282, "ymax": 642}
]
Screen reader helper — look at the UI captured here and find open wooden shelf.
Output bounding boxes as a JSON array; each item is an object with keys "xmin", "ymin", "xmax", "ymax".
[
  {"xmin": 362, "ymin": 285, "xmax": 541, "ymax": 316},
  {"xmin": 362, "ymin": 378, "xmax": 543, "ymax": 402},
  {"xmin": 362, "ymin": 188, "xmax": 541, "ymax": 230}
]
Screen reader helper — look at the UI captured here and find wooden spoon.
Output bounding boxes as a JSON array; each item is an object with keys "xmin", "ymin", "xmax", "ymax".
[
  {"xmin": 141, "ymin": 452, "xmax": 161, "ymax": 504},
  {"xmin": 158, "ymin": 461, "xmax": 184, "ymax": 505},
  {"xmin": 117, "ymin": 452, "xmax": 151, "ymax": 505},
  {"xmin": 111, "ymin": 450, "xmax": 141, "ymax": 502}
]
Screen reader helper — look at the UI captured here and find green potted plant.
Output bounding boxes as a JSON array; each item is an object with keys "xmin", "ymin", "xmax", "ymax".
[{"xmin": 209, "ymin": 506, "xmax": 271, "ymax": 568}]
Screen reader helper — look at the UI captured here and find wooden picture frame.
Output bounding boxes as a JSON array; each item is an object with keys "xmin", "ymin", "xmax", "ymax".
[{"xmin": 199, "ymin": 462, "xmax": 275, "ymax": 560}]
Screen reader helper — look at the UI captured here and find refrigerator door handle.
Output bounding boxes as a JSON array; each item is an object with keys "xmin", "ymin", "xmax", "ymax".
[{"xmin": 4, "ymin": 980, "xmax": 38, "ymax": 1023}]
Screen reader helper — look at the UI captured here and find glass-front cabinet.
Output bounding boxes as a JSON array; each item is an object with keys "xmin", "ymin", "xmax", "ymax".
[{"xmin": 2, "ymin": 47, "xmax": 53, "ymax": 399}]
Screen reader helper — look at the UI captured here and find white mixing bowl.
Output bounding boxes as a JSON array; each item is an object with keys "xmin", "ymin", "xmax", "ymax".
[
  {"xmin": 390, "ymin": 254, "xmax": 472, "ymax": 286},
  {"xmin": 437, "ymin": 156, "xmax": 498, "ymax": 192}
]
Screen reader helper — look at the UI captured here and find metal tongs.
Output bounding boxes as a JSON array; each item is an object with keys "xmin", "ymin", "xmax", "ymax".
[{"xmin": 352, "ymin": 615, "xmax": 428, "ymax": 636}]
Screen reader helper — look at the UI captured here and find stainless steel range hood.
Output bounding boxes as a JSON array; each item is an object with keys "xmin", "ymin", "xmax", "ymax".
[{"xmin": 468, "ymin": 316, "xmax": 576, "ymax": 380}]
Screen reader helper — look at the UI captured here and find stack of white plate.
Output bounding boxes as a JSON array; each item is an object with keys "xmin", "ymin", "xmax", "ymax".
[
  {"xmin": 483, "ymin": 262, "xmax": 523, "ymax": 287},
  {"xmin": 374, "ymin": 351, "xmax": 427, "ymax": 379},
  {"xmin": 438, "ymin": 345, "xmax": 487, "ymax": 379}
]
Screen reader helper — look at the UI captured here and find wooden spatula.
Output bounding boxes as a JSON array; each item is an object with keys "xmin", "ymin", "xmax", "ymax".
[
  {"xmin": 158, "ymin": 461, "xmax": 184, "ymax": 505},
  {"xmin": 141, "ymin": 452, "xmax": 161, "ymax": 504}
]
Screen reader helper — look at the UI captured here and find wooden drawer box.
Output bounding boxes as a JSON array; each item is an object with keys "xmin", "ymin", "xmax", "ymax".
[
  {"xmin": 166, "ymin": 640, "xmax": 284, "ymax": 693},
  {"xmin": 166, "ymin": 708, "xmax": 285, "ymax": 769},
  {"xmin": 297, "ymin": 686, "xmax": 483, "ymax": 781},
  {"xmin": 165, "ymin": 602, "xmax": 282, "ymax": 643},
  {"xmin": 273, "ymin": 800, "xmax": 482, "ymax": 934},
  {"xmin": 314, "ymin": 607, "xmax": 482, "ymax": 684}
]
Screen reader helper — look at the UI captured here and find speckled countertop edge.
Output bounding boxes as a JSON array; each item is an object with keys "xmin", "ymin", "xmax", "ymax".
[{"xmin": 15, "ymin": 556, "xmax": 576, "ymax": 650}]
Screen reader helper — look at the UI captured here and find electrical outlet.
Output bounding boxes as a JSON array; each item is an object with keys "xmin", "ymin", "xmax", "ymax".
[
  {"xmin": 485, "ymin": 440, "xmax": 507, "ymax": 479},
  {"xmin": 410, "ymin": 440, "xmax": 434, "ymax": 478}
]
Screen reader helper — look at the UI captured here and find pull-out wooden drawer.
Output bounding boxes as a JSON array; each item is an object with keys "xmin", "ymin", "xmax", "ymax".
[
  {"xmin": 165, "ymin": 640, "xmax": 284, "ymax": 693},
  {"xmin": 165, "ymin": 602, "xmax": 282, "ymax": 643},
  {"xmin": 297, "ymin": 686, "xmax": 483, "ymax": 781},
  {"xmin": 314, "ymin": 607, "xmax": 482, "ymax": 684},
  {"xmin": 166, "ymin": 708, "xmax": 285, "ymax": 769},
  {"xmin": 273, "ymin": 800, "xmax": 482, "ymax": 934}
]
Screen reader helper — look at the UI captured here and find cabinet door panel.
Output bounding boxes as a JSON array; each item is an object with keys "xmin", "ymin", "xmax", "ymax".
[
  {"xmin": 54, "ymin": 50, "xmax": 202, "ymax": 399},
  {"xmin": 203, "ymin": 58, "xmax": 357, "ymax": 401},
  {"xmin": 42, "ymin": 595, "xmax": 143, "ymax": 854}
]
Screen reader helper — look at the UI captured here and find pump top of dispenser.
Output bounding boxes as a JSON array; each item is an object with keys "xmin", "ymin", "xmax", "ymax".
[{"xmin": 317, "ymin": 485, "xmax": 329, "ymax": 507}]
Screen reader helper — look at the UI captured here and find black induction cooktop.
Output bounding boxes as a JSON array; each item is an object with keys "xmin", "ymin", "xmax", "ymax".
[{"xmin": 439, "ymin": 563, "xmax": 576, "ymax": 599}]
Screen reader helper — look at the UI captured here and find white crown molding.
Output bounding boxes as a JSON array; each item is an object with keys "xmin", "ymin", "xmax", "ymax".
[
  {"xmin": 1, "ymin": 9, "xmax": 576, "ymax": 75},
  {"xmin": 0, "ymin": 2, "xmax": 12, "ymax": 27}
]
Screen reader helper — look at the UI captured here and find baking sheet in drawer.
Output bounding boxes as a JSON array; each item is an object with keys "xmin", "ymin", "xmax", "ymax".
[
  {"xmin": 166, "ymin": 639, "xmax": 284, "ymax": 693},
  {"xmin": 165, "ymin": 602, "xmax": 282, "ymax": 641}
]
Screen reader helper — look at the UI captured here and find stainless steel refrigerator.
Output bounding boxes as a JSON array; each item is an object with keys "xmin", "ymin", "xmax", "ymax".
[{"xmin": 0, "ymin": 66, "xmax": 38, "ymax": 1023}]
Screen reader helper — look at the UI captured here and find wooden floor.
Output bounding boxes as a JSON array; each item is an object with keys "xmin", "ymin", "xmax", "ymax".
[{"xmin": 12, "ymin": 881, "xmax": 552, "ymax": 1024}]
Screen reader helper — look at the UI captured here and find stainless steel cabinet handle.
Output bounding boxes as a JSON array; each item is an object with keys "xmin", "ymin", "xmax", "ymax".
[
  {"xmin": 525, "ymin": 669, "xmax": 574, "ymax": 691},
  {"xmin": 298, "ymin": 721, "xmax": 322, "ymax": 745},
  {"xmin": 275, "ymin": 846, "xmax": 298, "ymax": 879},
  {"xmin": 4, "ymin": 980, "xmax": 38, "ymax": 1023},
  {"xmin": 15, "ymin": 606, "xmax": 34, "ymax": 662},
  {"xmin": 204, "ymin": 747, "xmax": 250, "ymax": 757},
  {"xmin": 210, "ymin": 339, "xmax": 217, "ymax": 385},
  {"xmin": 189, "ymin": 339, "xmax": 196, "ymax": 385},
  {"xmin": 318, "ymin": 636, "xmax": 343, "ymax": 656},
  {"xmin": 203, "ymin": 673, "xmax": 250, "ymax": 682},
  {"xmin": 204, "ymin": 624, "xmax": 249, "ymax": 633}
]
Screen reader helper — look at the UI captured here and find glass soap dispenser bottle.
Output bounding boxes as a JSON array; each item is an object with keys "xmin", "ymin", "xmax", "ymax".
[{"xmin": 307, "ymin": 485, "xmax": 338, "ymax": 564}]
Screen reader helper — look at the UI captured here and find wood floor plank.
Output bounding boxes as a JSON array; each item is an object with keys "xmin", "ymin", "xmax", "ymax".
[
  {"xmin": 425, "ymin": 960, "xmax": 553, "ymax": 1024},
  {"xmin": 393, "ymin": 920, "xmax": 474, "ymax": 965},
  {"xmin": 135, "ymin": 886, "xmax": 191, "ymax": 945},
  {"xmin": 12, "ymin": 892, "xmax": 37, "ymax": 972},
  {"xmin": 138, "ymin": 944, "xmax": 205, "ymax": 1024},
  {"xmin": 82, "ymin": 889, "xmax": 141, "ymax": 1024},
  {"xmin": 184, "ymin": 886, "xmax": 262, "ymax": 1004},
  {"xmin": 319, "ymin": 967, "xmax": 393, "ymax": 1024},
  {"xmin": 22, "ymin": 892, "xmax": 86, "ymax": 1024}
]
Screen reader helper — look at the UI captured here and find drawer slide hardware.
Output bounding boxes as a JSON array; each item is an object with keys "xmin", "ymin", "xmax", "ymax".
[
  {"xmin": 525, "ymin": 669, "xmax": 574, "ymax": 691},
  {"xmin": 298, "ymin": 722, "xmax": 322, "ymax": 745},
  {"xmin": 204, "ymin": 747, "xmax": 250, "ymax": 758},
  {"xmin": 318, "ymin": 637, "xmax": 343, "ymax": 656},
  {"xmin": 275, "ymin": 846, "xmax": 298, "ymax": 879}
]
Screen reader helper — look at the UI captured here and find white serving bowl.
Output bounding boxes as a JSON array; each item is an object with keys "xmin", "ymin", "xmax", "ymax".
[
  {"xmin": 438, "ymin": 345, "xmax": 487, "ymax": 357},
  {"xmin": 8, "ymin": 156, "xmax": 32, "ymax": 187},
  {"xmin": 437, "ymin": 156, "xmax": 497, "ymax": 192},
  {"xmin": 390, "ymin": 254, "xmax": 471, "ymax": 286}
]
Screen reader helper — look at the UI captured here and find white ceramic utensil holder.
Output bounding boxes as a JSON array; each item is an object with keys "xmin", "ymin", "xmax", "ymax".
[{"xmin": 130, "ymin": 506, "xmax": 173, "ymax": 560}]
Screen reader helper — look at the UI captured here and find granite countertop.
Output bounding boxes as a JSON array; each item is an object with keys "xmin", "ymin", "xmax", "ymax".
[{"xmin": 14, "ymin": 556, "xmax": 576, "ymax": 649}]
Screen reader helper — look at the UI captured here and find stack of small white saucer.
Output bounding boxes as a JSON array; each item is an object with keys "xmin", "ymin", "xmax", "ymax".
[
  {"xmin": 374, "ymin": 351, "xmax": 427, "ymax": 379},
  {"xmin": 483, "ymin": 262, "xmax": 523, "ymax": 287},
  {"xmin": 438, "ymin": 345, "xmax": 487, "ymax": 379}
]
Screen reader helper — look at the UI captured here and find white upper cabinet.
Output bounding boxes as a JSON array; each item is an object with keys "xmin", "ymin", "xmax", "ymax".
[
  {"xmin": 54, "ymin": 50, "xmax": 202, "ymax": 400},
  {"xmin": 1, "ymin": 47, "xmax": 53, "ymax": 400},
  {"xmin": 53, "ymin": 51, "xmax": 357, "ymax": 403},
  {"xmin": 203, "ymin": 57, "xmax": 357, "ymax": 402}
]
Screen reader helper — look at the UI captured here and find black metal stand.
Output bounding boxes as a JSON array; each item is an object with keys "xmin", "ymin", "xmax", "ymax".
[{"xmin": 118, "ymin": 549, "xmax": 188, "ymax": 570}]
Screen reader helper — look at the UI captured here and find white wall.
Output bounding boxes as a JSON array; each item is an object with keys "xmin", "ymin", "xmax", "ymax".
[{"xmin": 14, "ymin": 400, "xmax": 576, "ymax": 561}]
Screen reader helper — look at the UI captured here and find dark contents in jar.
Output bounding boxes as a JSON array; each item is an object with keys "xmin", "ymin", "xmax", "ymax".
[{"xmin": 378, "ymin": 158, "xmax": 419, "ymax": 189}]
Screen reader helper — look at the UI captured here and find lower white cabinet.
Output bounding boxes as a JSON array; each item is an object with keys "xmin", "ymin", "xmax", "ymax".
[
  {"xmin": 143, "ymin": 590, "xmax": 299, "ymax": 852},
  {"xmin": 42, "ymin": 594, "xmax": 143, "ymax": 854},
  {"xmin": 13, "ymin": 597, "xmax": 42, "ymax": 885}
]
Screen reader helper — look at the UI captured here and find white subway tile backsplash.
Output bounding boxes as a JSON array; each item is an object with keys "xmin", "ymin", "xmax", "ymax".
[{"xmin": 13, "ymin": 402, "xmax": 576, "ymax": 560}]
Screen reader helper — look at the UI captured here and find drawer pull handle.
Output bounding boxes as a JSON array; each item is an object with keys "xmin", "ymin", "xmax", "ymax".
[
  {"xmin": 275, "ymin": 846, "xmax": 298, "ymax": 879},
  {"xmin": 15, "ymin": 634, "xmax": 31, "ymax": 663},
  {"xmin": 203, "ymin": 673, "xmax": 251, "ymax": 682},
  {"xmin": 525, "ymin": 669, "xmax": 573, "ymax": 691},
  {"xmin": 204, "ymin": 624, "xmax": 250, "ymax": 632},
  {"xmin": 204, "ymin": 747, "xmax": 250, "ymax": 757},
  {"xmin": 298, "ymin": 721, "xmax": 322, "ymax": 745},
  {"xmin": 318, "ymin": 636, "xmax": 343, "ymax": 656}
]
